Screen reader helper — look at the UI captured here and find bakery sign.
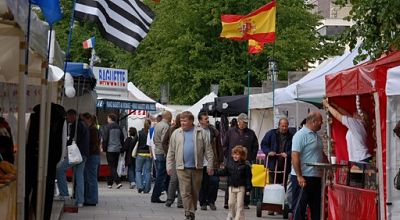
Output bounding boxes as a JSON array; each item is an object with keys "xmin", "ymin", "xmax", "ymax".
[{"xmin": 93, "ymin": 66, "xmax": 128, "ymax": 89}]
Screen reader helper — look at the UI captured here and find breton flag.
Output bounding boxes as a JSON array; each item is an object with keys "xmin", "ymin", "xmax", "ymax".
[
  {"xmin": 220, "ymin": 1, "xmax": 276, "ymax": 43},
  {"xmin": 74, "ymin": 0, "xmax": 155, "ymax": 53},
  {"xmin": 248, "ymin": 40, "xmax": 264, "ymax": 54},
  {"xmin": 82, "ymin": 37, "xmax": 96, "ymax": 49}
]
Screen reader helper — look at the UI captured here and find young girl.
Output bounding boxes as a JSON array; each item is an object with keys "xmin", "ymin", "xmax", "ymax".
[{"xmin": 216, "ymin": 145, "xmax": 252, "ymax": 220}]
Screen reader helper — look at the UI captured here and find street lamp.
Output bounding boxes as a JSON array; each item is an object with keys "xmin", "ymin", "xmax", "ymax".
[{"xmin": 268, "ymin": 58, "xmax": 278, "ymax": 119}]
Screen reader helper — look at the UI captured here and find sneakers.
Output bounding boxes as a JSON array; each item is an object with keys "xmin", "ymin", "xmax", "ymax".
[
  {"xmin": 107, "ymin": 185, "xmax": 112, "ymax": 189},
  {"xmin": 200, "ymin": 205, "xmax": 207, "ymax": 210},
  {"xmin": 77, "ymin": 203, "xmax": 83, "ymax": 208},
  {"xmin": 116, "ymin": 183, "xmax": 123, "ymax": 189},
  {"xmin": 56, "ymin": 195, "xmax": 70, "ymax": 201},
  {"xmin": 209, "ymin": 204, "xmax": 217, "ymax": 210},
  {"xmin": 130, "ymin": 182, "xmax": 136, "ymax": 189},
  {"xmin": 165, "ymin": 201, "xmax": 173, "ymax": 207}
]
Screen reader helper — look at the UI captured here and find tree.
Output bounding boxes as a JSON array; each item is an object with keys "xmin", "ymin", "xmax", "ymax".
[
  {"xmin": 130, "ymin": 0, "xmax": 341, "ymax": 104},
  {"xmin": 336, "ymin": 0, "xmax": 400, "ymax": 62},
  {"xmin": 53, "ymin": 0, "xmax": 341, "ymax": 105}
]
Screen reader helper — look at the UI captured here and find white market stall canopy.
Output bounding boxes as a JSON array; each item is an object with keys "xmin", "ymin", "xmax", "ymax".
[
  {"xmin": 185, "ymin": 92, "xmax": 217, "ymax": 116},
  {"xmin": 386, "ymin": 66, "xmax": 400, "ymax": 96},
  {"xmin": 275, "ymin": 44, "xmax": 368, "ymax": 105},
  {"xmin": 127, "ymin": 82, "xmax": 176, "ymax": 113}
]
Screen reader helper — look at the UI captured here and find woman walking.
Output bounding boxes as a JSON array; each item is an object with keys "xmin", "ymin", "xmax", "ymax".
[{"xmin": 135, "ymin": 119, "xmax": 153, "ymax": 193}]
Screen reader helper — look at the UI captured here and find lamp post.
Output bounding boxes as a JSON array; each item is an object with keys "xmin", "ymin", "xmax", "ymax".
[{"xmin": 268, "ymin": 58, "xmax": 278, "ymax": 120}]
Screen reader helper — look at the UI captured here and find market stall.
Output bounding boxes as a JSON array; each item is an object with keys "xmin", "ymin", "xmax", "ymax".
[{"xmin": 325, "ymin": 51, "xmax": 400, "ymax": 220}]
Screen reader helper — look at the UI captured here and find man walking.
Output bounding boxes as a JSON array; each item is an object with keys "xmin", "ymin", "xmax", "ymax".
[
  {"xmin": 198, "ymin": 112, "xmax": 223, "ymax": 211},
  {"xmin": 167, "ymin": 111, "xmax": 214, "ymax": 220},
  {"xmin": 102, "ymin": 113, "xmax": 124, "ymax": 189},
  {"xmin": 291, "ymin": 112, "xmax": 326, "ymax": 220},
  {"xmin": 56, "ymin": 109, "xmax": 89, "ymax": 207},
  {"xmin": 151, "ymin": 111, "xmax": 172, "ymax": 203},
  {"xmin": 261, "ymin": 117, "xmax": 296, "ymax": 185},
  {"xmin": 223, "ymin": 113, "xmax": 258, "ymax": 209}
]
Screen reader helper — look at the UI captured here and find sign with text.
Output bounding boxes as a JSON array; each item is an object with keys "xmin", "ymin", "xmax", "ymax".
[
  {"xmin": 96, "ymin": 99, "xmax": 156, "ymax": 111},
  {"xmin": 93, "ymin": 67, "xmax": 128, "ymax": 89}
]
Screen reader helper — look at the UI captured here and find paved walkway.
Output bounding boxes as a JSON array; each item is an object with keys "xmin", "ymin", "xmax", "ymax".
[{"xmin": 60, "ymin": 182, "xmax": 283, "ymax": 220}]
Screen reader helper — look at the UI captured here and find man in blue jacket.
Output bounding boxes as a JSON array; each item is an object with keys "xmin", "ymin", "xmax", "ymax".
[{"xmin": 261, "ymin": 118, "xmax": 296, "ymax": 186}]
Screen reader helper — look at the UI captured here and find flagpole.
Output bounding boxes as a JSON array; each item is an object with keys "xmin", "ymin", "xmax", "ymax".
[
  {"xmin": 63, "ymin": 0, "xmax": 77, "ymax": 74},
  {"xmin": 17, "ymin": 0, "xmax": 32, "ymax": 218}
]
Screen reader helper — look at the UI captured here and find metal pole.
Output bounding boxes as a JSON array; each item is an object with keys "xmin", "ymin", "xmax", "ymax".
[{"xmin": 247, "ymin": 70, "xmax": 251, "ymax": 127}]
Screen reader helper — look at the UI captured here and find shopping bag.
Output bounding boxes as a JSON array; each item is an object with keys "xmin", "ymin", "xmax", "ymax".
[
  {"xmin": 67, "ymin": 141, "xmax": 83, "ymax": 165},
  {"xmin": 251, "ymin": 164, "xmax": 267, "ymax": 187},
  {"xmin": 117, "ymin": 153, "xmax": 127, "ymax": 177}
]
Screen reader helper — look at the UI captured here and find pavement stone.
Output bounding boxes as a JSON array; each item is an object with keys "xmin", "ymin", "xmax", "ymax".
[{"xmin": 60, "ymin": 182, "xmax": 282, "ymax": 220}]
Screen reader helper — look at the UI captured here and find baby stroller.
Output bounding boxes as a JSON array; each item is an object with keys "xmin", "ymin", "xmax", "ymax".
[{"xmin": 256, "ymin": 154, "xmax": 289, "ymax": 218}]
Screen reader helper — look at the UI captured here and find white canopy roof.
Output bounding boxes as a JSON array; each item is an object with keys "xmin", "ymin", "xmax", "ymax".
[
  {"xmin": 127, "ymin": 82, "xmax": 176, "ymax": 113},
  {"xmin": 275, "ymin": 44, "xmax": 368, "ymax": 105},
  {"xmin": 249, "ymin": 92, "xmax": 273, "ymax": 109},
  {"xmin": 386, "ymin": 66, "xmax": 400, "ymax": 96},
  {"xmin": 185, "ymin": 92, "xmax": 217, "ymax": 116},
  {"xmin": 0, "ymin": 0, "xmax": 64, "ymax": 84}
]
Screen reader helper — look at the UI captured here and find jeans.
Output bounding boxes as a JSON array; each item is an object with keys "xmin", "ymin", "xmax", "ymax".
[
  {"xmin": 106, "ymin": 152, "xmax": 121, "ymax": 186},
  {"xmin": 127, "ymin": 160, "xmax": 136, "ymax": 185},
  {"xmin": 151, "ymin": 154, "xmax": 167, "ymax": 200},
  {"xmin": 199, "ymin": 167, "xmax": 219, "ymax": 206},
  {"xmin": 84, "ymin": 155, "xmax": 100, "ymax": 204},
  {"xmin": 136, "ymin": 155, "xmax": 153, "ymax": 193},
  {"xmin": 57, "ymin": 156, "xmax": 87, "ymax": 204},
  {"xmin": 291, "ymin": 175, "xmax": 321, "ymax": 220}
]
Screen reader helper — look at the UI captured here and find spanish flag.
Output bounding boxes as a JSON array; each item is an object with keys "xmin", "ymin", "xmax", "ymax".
[
  {"xmin": 248, "ymin": 40, "xmax": 264, "ymax": 54},
  {"xmin": 220, "ymin": 1, "xmax": 276, "ymax": 43}
]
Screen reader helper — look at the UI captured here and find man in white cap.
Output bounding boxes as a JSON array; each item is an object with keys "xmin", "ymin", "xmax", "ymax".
[{"xmin": 223, "ymin": 113, "xmax": 258, "ymax": 209}]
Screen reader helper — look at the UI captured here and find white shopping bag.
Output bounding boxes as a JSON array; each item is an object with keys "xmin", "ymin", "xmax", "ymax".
[
  {"xmin": 67, "ymin": 141, "xmax": 83, "ymax": 165},
  {"xmin": 117, "ymin": 153, "xmax": 127, "ymax": 177}
]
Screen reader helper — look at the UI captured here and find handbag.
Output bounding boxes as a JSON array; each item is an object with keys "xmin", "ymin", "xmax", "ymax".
[
  {"xmin": 67, "ymin": 141, "xmax": 83, "ymax": 165},
  {"xmin": 251, "ymin": 164, "xmax": 267, "ymax": 187},
  {"xmin": 117, "ymin": 153, "xmax": 127, "ymax": 177},
  {"xmin": 131, "ymin": 141, "xmax": 139, "ymax": 158}
]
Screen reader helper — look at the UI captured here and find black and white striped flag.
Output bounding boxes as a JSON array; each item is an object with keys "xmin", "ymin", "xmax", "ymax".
[{"xmin": 74, "ymin": 0, "xmax": 155, "ymax": 53}]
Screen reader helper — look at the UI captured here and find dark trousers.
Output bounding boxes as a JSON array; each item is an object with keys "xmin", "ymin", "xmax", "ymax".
[
  {"xmin": 199, "ymin": 167, "xmax": 220, "ymax": 206},
  {"xmin": 152, "ymin": 154, "xmax": 167, "ymax": 200},
  {"xmin": 291, "ymin": 175, "xmax": 321, "ymax": 220},
  {"xmin": 106, "ymin": 152, "xmax": 121, "ymax": 186}
]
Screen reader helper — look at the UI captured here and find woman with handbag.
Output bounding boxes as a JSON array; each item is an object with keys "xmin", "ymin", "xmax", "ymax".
[
  {"xmin": 135, "ymin": 119, "xmax": 153, "ymax": 193},
  {"xmin": 122, "ymin": 127, "xmax": 138, "ymax": 189}
]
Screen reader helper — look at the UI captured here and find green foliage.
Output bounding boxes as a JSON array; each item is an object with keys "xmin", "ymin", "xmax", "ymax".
[
  {"xmin": 53, "ymin": 0, "xmax": 341, "ymax": 105},
  {"xmin": 335, "ymin": 0, "xmax": 400, "ymax": 62}
]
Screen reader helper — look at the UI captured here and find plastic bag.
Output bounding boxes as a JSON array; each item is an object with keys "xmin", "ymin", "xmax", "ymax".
[
  {"xmin": 67, "ymin": 141, "xmax": 82, "ymax": 165},
  {"xmin": 117, "ymin": 153, "xmax": 127, "ymax": 177}
]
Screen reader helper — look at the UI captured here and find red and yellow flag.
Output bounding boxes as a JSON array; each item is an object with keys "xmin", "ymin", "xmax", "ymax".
[
  {"xmin": 220, "ymin": 1, "xmax": 276, "ymax": 43},
  {"xmin": 248, "ymin": 40, "xmax": 264, "ymax": 54}
]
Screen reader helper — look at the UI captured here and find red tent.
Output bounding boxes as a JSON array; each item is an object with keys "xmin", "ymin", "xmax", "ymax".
[{"xmin": 325, "ymin": 51, "xmax": 400, "ymax": 220}]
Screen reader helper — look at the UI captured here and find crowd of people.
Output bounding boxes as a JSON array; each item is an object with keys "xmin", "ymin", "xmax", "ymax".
[{"xmin": 53, "ymin": 108, "xmax": 333, "ymax": 220}]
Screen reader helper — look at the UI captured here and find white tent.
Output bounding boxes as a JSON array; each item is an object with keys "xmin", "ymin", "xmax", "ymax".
[
  {"xmin": 249, "ymin": 92, "xmax": 273, "ymax": 142},
  {"xmin": 0, "ymin": 1, "xmax": 65, "ymax": 219},
  {"xmin": 385, "ymin": 66, "xmax": 400, "ymax": 219},
  {"xmin": 127, "ymin": 82, "xmax": 176, "ymax": 113},
  {"xmin": 185, "ymin": 92, "xmax": 217, "ymax": 116},
  {"xmin": 275, "ymin": 44, "xmax": 368, "ymax": 105}
]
